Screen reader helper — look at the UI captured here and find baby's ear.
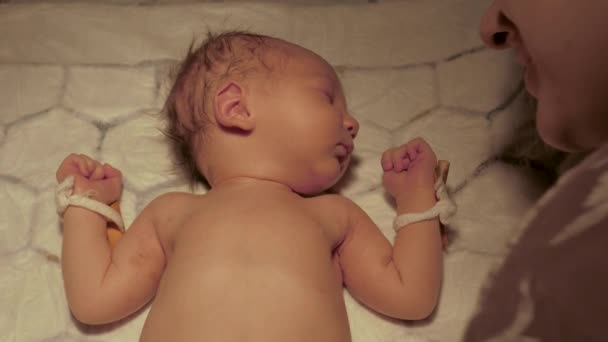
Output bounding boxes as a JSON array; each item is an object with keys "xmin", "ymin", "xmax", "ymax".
[{"xmin": 214, "ymin": 81, "xmax": 255, "ymax": 132}]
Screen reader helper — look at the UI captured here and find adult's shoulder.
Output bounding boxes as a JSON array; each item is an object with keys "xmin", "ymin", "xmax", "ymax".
[
  {"xmin": 463, "ymin": 144, "xmax": 608, "ymax": 341},
  {"xmin": 528, "ymin": 143, "xmax": 608, "ymax": 218}
]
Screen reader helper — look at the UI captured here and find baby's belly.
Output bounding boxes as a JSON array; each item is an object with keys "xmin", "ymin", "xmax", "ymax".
[{"xmin": 140, "ymin": 247, "xmax": 350, "ymax": 341}]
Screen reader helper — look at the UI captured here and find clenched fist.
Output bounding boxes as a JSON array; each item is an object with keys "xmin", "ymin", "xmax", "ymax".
[
  {"xmin": 56, "ymin": 154, "xmax": 123, "ymax": 205},
  {"xmin": 381, "ymin": 137, "xmax": 437, "ymax": 199}
]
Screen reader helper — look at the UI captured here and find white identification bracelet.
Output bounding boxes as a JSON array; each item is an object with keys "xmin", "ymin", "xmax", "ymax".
[
  {"xmin": 55, "ymin": 176, "xmax": 125, "ymax": 231},
  {"xmin": 393, "ymin": 161, "xmax": 456, "ymax": 232}
]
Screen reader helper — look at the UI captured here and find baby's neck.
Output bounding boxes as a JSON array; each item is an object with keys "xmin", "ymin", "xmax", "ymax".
[{"xmin": 210, "ymin": 176, "xmax": 294, "ymax": 194}]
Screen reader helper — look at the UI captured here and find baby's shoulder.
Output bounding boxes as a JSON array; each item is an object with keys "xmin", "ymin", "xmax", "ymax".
[
  {"xmin": 150, "ymin": 190, "xmax": 199, "ymax": 205},
  {"xmin": 309, "ymin": 193, "xmax": 346, "ymax": 205},
  {"xmin": 306, "ymin": 194, "xmax": 369, "ymax": 238},
  {"xmin": 307, "ymin": 193, "xmax": 362, "ymax": 217},
  {"xmin": 145, "ymin": 191, "xmax": 202, "ymax": 219}
]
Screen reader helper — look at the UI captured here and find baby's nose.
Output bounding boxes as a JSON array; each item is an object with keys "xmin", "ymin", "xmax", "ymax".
[{"xmin": 344, "ymin": 114, "xmax": 359, "ymax": 139}]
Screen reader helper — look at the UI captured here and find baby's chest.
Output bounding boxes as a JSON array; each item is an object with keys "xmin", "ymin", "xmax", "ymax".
[
  {"xmin": 165, "ymin": 199, "xmax": 344, "ymax": 259},
  {"xmin": 163, "ymin": 205, "xmax": 345, "ymax": 287}
]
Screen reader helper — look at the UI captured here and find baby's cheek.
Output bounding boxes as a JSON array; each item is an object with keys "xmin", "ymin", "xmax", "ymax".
[{"xmin": 319, "ymin": 158, "xmax": 346, "ymax": 187}]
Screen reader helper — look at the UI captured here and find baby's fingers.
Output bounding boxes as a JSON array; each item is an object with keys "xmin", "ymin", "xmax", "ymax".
[
  {"xmin": 90, "ymin": 163, "xmax": 105, "ymax": 180},
  {"xmin": 73, "ymin": 156, "xmax": 88, "ymax": 176},
  {"xmin": 56, "ymin": 154, "xmax": 81, "ymax": 181},
  {"xmin": 103, "ymin": 163, "xmax": 122, "ymax": 179},
  {"xmin": 77, "ymin": 154, "xmax": 97, "ymax": 176},
  {"xmin": 381, "ymin": 150, "xmax": 394, "ymax": 171},
  {"xmin": 393, "ymin": 147, "xmax": 410, "ymax": 172},
  {"xmin": 63, "ymin": 154, "xmax": 91, "ymax": 178},
  {"xmin": 382, "ymin": 146, "xmax": 412, "ymax": 172},
  {"xmin": 405, "ymin": 142, "xmax": 421, "ymax": 163}
]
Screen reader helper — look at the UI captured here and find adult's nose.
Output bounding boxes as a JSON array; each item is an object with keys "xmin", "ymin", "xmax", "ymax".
[{"xmin": 479, "ymin": 1, "xmax": 517, "ymax": 49}]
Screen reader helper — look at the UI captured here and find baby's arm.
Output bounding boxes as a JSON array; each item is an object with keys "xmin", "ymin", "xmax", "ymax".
[
  {"xmin": 337, "ymin": 138, "xmax": 442, "ymax": 320},
  {"xmin": 57, "ymin": 154, "xmax": 166, "ymax": 324}
]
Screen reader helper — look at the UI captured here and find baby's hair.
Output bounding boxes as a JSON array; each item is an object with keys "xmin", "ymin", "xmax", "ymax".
[{"xmin": 162, "ymin": 30, "xmax": 273, "ymax": 186}]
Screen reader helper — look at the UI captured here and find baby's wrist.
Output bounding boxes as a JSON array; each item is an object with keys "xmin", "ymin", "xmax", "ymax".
[
  {"xmin": 392, "ymin": 181, "xmax": 435, "ymax": 199},
  {"xmin": 394, "ymin": 188, "xmax": 437, "ymax": 213},
  {"xmin": 73, "ymin": 187, "xmax": 102, "ymax": 202},
  {"xmin": 56, "ymin": 176, "xmax": 125, "ymax": 231},
  {"xmin": 71, "ymin": 178, "xmax": 106, "ymax": 203},
  {"xmin": 64, "ymin": 205, "xmax": 108, "ymax": 222}
]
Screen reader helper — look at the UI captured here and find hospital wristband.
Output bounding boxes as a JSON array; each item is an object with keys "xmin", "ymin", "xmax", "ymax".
[
  {"xmin": 55, "ymin": 176, "xmax": 125, "ymax": 231},
  {"xmin": 393, "ymin": 177, "xmax": 456, "ymax": 231}
]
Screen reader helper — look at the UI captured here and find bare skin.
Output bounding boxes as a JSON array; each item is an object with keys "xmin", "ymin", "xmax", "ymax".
[
  {"xmin": 480, "ymin": 0, "xmax": 608, "ymax": 152},
  {"xmin": 56, "ymin": 38, "xmax": 442, "ymax": 341},
  {"xmin": 142, "ymin": 185, "xmax": 351, "ymax": 341},
  {"xmin": 461, "ymin": 1, "xmax": 608, "ymax": 340}
]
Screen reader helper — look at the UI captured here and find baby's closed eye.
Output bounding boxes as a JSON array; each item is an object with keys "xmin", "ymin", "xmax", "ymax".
[{"xmin": 322, "ymin": 90, "xmax": 335, "ymax": 103}]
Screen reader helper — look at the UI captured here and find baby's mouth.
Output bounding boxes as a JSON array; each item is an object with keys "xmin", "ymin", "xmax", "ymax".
[{"xmin": 335, "ymin": 144, "xmax": 352, "ymax": 165}]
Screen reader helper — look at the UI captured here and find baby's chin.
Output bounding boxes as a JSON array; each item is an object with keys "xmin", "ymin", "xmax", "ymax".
[{"xmin": 289, "ymin": 162, "xmax": 347, "ymax": 196}]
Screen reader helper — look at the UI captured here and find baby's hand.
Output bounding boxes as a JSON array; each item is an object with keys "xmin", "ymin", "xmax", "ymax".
[
  {"xmin": 381, "ymin": 138, "xmax": 438, "ymax": 199},
  {"xmin": 56, "ymin": 154, "xmax": 123, "ymax": 205}
]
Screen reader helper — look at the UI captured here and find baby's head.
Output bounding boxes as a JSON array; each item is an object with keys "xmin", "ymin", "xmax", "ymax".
[{"xmin": 163, "ymin": 31, "xmax": 359, "ymax": 194}]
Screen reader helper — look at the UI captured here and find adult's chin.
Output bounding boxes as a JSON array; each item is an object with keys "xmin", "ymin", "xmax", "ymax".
[{"xmin": 535, "ymin": 99, "xmax": 583, "ymax": 153}]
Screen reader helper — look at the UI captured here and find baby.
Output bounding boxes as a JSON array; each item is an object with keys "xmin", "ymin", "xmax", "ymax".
[{"xmin": 55, "ymin": 32, "xmax": 446, "ymax": 341}]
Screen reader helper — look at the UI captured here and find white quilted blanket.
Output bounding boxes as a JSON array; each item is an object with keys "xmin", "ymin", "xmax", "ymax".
[{"xmin": 0, "ymin": 1, "xmax": 547, "ymax": 341}]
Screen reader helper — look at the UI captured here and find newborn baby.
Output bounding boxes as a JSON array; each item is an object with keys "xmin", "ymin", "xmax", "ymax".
[{"xmin": 56, "ymin": 31, "xmax": 445, "ymax": 342}]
